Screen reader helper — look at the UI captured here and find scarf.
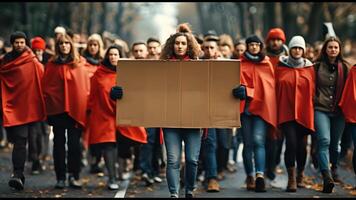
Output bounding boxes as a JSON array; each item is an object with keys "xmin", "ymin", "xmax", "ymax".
[
  {"xmin": 83, "ymin": 51, "xmax": 101, "ymax": 65},
  {"xmin": 244, "ymin": 51, "xmax": 265, "ymax": 63}
]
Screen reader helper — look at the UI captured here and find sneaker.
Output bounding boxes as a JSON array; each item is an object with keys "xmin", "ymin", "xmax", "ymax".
[
  {"xmin": 55, "ymin": 180, "xmax": 66, "ymax": 189},
  {"xmin": 170, "ymin": 193, "xmax": 179, "ymax": 198},
  {"xmin": 153, "ymin": 176, "xmax": 163, "ymax": 183},
  {"xmin": 68, "ymin": 176, "xmax": 83, "ymax": 189},
  {"xmin": 107, "ymin": 179, "xmax": 119, "ymax": 190},
  {"xmin": 207, "ymin": 178, "xmax": 220, "ymax": 192},
  {"xmin": 142, "ymin": 173, "xmax": 154, "ymax": 185},
  {"xmin": 217, "ymin": 171, "xmax": 225, "ymax": 181},
  {"xmin": 8, "ymin": 175, "xmax": 24, "ymax": 191}
]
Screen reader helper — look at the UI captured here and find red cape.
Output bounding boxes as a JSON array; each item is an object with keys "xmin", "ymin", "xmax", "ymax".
[
  {"xmin": 240, "ymin": 55, "xmax": 277, "ymax": 129},
  {"xmin": 42, "ymin": 57, "xmax": 90, "ymax": 128},
  {"xmin": 84, "ymin": 65, "xmax": 147, "ymax": 146},
  {"xmin": 276, "ymin": 65, "xmax": 315, "ymax": 131},
  {"xmin": 83, "ymin": 61, "xmax": 98, "ymax": 79},
  {"xmin": 0, "ymin": 49, "xmax": 46, "ymax": 127},
  {"xmin": 339, "ymin": 66, "xmax": 356, "ymax": 123}
]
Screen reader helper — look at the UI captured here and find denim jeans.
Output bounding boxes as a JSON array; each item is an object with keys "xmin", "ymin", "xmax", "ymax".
[
  {"xmin": 202, "ymin": 128, "xmax": 217, "ymax": 179},
  {"xmin": 139, "ymin": 128, "xmax": 160, "ymax": 177},
  {"xmin": 314, "ymin": 110, "xmax": 345, "ymax": 172},
  {"xmin": 349, "ymin": 123, "xmax": 356, "ymax": 175},
  {"xmin": 163, "ymin": 128, "xmax": 202, "ymax": 196},
  {"xmin": 240, "ymin": 114, "xmax": 267, "ymax": 176}
]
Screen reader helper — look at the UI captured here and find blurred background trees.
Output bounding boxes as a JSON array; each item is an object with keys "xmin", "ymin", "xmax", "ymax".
[{"xmin": 0, "ymin": 2, "xmax": 354, "ymax": 46}]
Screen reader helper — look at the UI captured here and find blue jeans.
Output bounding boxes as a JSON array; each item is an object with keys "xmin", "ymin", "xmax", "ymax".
[
  {"xmin": 163, "ymin": 128, "xmax": 202, "ymax": 196},
  {"xmin": 202, "ymin": 128, "xmax": 217, "ymax": 179},
  {"xmin": 241, "ymin": 114, "xmax": 267, "ymax": 176},
  {"xmin": 315, "ymin": 110, "xmax": 345, "ymax": 172},
  {"xmin": 139, "ymin": 128, "xmax": 160, "ymax": 177}
]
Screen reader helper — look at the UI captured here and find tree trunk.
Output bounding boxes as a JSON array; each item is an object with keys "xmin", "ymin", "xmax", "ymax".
[{"xmin": 306, "ymin": 2, "xmax": 324, "ymax": 42}]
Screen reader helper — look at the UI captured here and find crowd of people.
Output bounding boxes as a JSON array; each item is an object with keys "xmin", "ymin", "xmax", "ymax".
[{"xmin": 0, "ymin": 22, "xmax": 355, "ymax": 198}]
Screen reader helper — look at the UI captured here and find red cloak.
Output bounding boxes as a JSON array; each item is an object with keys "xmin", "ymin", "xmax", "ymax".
[
  {"xmin": 339, "ymin": 66, "xmax": 356, "ymax": 123},
  {"xmin": 240, "ymin": 55, "xmax": 277, "ymax": 130},
  {"xmin": 276, "ymin": 65, "xmax": 315, "ymax": 131},
  {"xmin": 84, "ymin": 61, "xmax": 98, "ymax": 79},
  {"xmin": 0, "ymin": 48, "xmax": 46, "ymax": 127},
  {"xmin": 42, "ymin": 57, "xmax": 90, "ymax": 128},
  {"xmin": 85, "ymin": 65, "xmax": 147, "ymax": 145}
]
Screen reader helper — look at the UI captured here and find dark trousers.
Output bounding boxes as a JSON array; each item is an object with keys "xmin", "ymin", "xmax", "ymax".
[
  {"xmin": 27, "ymin": 122, "xmax": 42, "ymax": 162},
  {"xmin": 6, "ymin": 122, "xmax": 40, "ymax": 178},
  {"xmin": 49, "ymin": 113, "xmax": 82, "ymax": 181},
  {"xmin": 90, "ymin": 142, "xmax": 117, "ymax": 179},
  {"xmin": 265, "ymin": 131, "xmax": 284, "ymax": 180},
  {"xmin": 280, "ymin": 121, "xmax": 309, "ymax": 171}
]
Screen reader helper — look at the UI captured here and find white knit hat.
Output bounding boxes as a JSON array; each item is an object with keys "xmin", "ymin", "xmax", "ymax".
[
  {"xmin": 288, "ymin": 35, "xmax": 306, "ymax": 52},
  {"xmin": 54, "ymin": 26, "xmax": 66, "ymax": 35}
]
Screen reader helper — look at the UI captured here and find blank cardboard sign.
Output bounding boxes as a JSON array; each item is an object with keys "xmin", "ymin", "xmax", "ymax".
[{"xmin": 116, "ymin": 59, "xmax": 240, "ymax": 128}]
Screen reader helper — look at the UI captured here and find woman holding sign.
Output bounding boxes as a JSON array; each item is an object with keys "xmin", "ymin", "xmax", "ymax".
[{"xmin": 111, "ymin": 23, "xmax": 202, "ymax": 198}]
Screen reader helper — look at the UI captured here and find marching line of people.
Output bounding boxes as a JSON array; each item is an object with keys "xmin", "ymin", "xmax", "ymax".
[{"xmin": 0, "ymin": 22, "xmax": 355, "ymax": 198}]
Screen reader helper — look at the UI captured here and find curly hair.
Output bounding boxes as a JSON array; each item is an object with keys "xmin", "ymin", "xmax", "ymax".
[{"xmin": 160, "ymin": 23, "xmax": 201, "ymax": 60}]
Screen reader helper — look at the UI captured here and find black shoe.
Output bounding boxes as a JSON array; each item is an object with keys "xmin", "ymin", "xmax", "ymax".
[
  {"xmin": 31, "ymin": 160, "xmax": 41, "ymax": 175},
  {"xmin": 68, "ymin": 176, "xmax": 83, "ymax": 189},
  {"xmin": 8, "ymin": 175, "xmax": 24, "ymax": 191},
  {"xmin": 321, "ymin": 170, "xmax": 334, "ymax": 193},
  {"xmin": 185, "ymin": 193, "xmax": 194, "ymax": 198},
  {"xmin": 255, "ymin": 176, "xmax": 266, "ymax": 192},
  {"xmin": 90, "ymin": 164, "xmax": 104, "ymax": 174},
  {"xmin": 55, "ymin": 180, "xmax": 66, "ymax": 189}
]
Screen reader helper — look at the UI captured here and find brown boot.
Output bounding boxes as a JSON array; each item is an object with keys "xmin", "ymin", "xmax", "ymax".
[
  {"xmin": 296, "ymin": 170, "xmax": 305, "ymax": 188},
  {"xmin": 286, "ymin": 167, "xmax": 297, "ymax": 192},
  {"xmin": 321, "ymin": 170, "xmax": 334, "ymax": 193},
  {"xmin": 207, "ymin": 178, "xmax": 220, "ymax": 192},
  {"xmin": 245, "ymin": 175, "xmax": 255, "ymax": 191}
]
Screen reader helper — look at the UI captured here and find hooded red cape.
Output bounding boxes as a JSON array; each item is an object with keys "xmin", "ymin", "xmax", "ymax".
[
  {"xmin": 276, "ymin": 65, "xmax": 315, "ymax": 131},
  {"xmin": 0, "ymin": 48, "xmax": 46, "ymax": 127},
  {"xmin": 84, "ymin": 65, "xmax": 147, "ymax": 146},
  {"xmin": 42, "ymin": 57, "xmax": 90, "ymax": 128},
  {"xmin": 339, "ymin": 66, "xmax": 356, "ymax": 123},
  {"xmin": 240, "ymin": 55, "xmax": 277, "ymax": 136}
]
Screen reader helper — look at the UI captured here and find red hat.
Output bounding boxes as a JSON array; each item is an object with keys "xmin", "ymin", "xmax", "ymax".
[
  {"xmin": 31, "ymin": 37, "xmax": 46, "ymax": 50},
  {"xmin": 266, "ymin": 28, "xmax": 286, "ymax": 43}
]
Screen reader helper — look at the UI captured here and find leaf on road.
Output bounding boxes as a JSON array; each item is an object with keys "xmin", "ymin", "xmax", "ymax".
[
  {"xmin": 350, "ymin": 190, "xmax": 356, "ymax": 196},
  {"xmin": 54, "ymin": 194, "xmax": 62, "ymax": 198}
]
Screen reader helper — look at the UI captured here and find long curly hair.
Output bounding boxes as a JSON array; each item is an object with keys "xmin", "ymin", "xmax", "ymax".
[{"xmin": 160, "ymin": 23, "xmax": 201, "ymax": 60}]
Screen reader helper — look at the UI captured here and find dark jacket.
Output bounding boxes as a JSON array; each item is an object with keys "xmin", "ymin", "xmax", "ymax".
[{"xmin": 314, "ymin": 61, "xmax": 349, "ymax": 113}]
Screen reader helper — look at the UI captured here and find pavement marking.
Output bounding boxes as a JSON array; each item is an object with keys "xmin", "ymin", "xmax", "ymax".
[{"xmin": 114, "ymin": 179, "xmax": 130, "ymax": 198}]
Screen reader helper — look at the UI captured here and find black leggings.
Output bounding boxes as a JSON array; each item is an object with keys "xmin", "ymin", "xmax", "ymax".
[
  {"xmin": 280, "ymin": 121, "xmax": 309, "ymax": 171},
  {"xmin": 90, "ymin": 143, "xmax": 117, "ymax": 179}
]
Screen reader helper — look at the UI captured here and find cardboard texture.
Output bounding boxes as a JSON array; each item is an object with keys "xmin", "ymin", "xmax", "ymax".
[{"xmin": 116, "ymin": 59, "xmax": 240, "ymax": 128}]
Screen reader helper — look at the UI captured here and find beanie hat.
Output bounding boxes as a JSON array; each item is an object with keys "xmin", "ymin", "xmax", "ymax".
[
  {"xmin": 54, "ymin": 26, "xmax": 66, "ymax": 35},
  {"xmin": 288, "ymin": 35, "xmax": 306, "ymax": 52},
  {"xmin": 266, "ymin": 28, "xmax": 286, "ymax": 43},
  {"xmin": 10, "ymin": 31, "xmax": 27, "ymax": 44},
  {"xmin": 31, "ymin": 37, "xmax": 46, "ymax": 50},
  {"xmin": 245, "ymin": 35, "xmax": 264, "ymax": 49}
]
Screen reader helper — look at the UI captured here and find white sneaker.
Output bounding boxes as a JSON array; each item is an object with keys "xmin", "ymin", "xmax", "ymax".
[
  {"xmin": 108, "ymin": 180, "xmax": 119, "ymax": 190},
  {"xmin": 153, "ymin": 176, "xmax": 162, "ymax": 183}
]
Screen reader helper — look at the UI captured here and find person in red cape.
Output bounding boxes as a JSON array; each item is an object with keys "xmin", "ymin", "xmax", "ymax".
[
  {"xmin": 0, "ymin": 31, "xmax": 46, "ymax": 191},
  {"xmin": 232, "ymin": 35, "xmax": 277, "ymax": 192},
  {"xmin": 264, "ymin": 28, "xmax": 289, "ymax": 183},
  {"xmin": 86, "ymin": 45, "xmax": 133, "ymax": 190},
  {"xmin": 42, "ymin": 34, "xmax": 90, "ymax": 189},
  {"xmin": 339, "ymin": 64, "xmax": 356, "ymax": 179},
  {"xmin": 81, "ymin": 33, "xmax": 105, "ymax": 175},
  {"xmin": 314, "ymin": 36, "xmax": 349, "ymax": 193},
  {"xmin": 275, "ymin": 35, "xmax": 315, "ymax": 192},
  {"xmin": 111, "ymin": 23, "xmax": 202, "ymax": 198}
]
